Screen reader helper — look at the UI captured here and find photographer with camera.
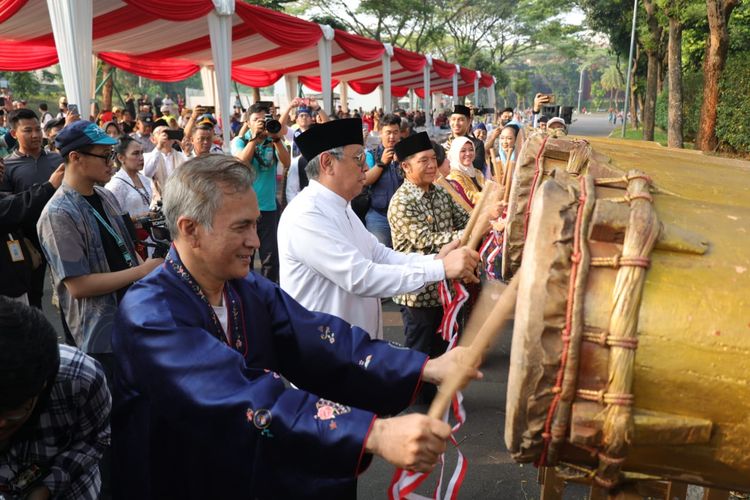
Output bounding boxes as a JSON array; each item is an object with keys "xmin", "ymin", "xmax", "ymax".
[
  {"xmin": 231, "ymin": 103, "xmax": 290, "ymax": 283},
  {"xmin": 142, "ymin": 126, "xmax": 187, "ymax": 205}
]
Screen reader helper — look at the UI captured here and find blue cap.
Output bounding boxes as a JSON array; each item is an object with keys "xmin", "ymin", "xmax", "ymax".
[
  {"xmin": 55, "ymin": 121, "xmax": 118, "ymax": 157},
  {"xmin": 473, "ymin": 122, "xmax": 487, "ymax": 131},
  {"xmin": 297, "ymin": 106, "xmax": 312, "ymax": 116}
]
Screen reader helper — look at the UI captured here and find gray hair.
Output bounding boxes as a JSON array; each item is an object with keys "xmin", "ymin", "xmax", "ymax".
[
  {"xmin": 162, "ymin": 154, "xmax": 256, "ymax": 237},
  {"xmin": 304, "ymin": 146, "xmax": 345, "ymax": 180}
]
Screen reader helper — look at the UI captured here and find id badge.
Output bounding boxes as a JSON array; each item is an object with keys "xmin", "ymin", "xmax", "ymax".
[{"xmin": 7, "ymin": 236, "xmax": 24, "ymax": 262}]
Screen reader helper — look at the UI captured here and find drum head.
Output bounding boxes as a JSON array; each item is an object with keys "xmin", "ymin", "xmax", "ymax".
[{"xmin": 504, "ymin": 178, "xmax": 578, "ymax": 462}]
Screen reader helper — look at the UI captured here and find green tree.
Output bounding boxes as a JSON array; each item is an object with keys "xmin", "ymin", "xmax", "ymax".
[
  {"xmin": 0, "ymin": 71, "xmax": 41, "ymax": 99},
  {"xmin": 601, "ymin": 64, "xmax": 625, "ymax": 109}
]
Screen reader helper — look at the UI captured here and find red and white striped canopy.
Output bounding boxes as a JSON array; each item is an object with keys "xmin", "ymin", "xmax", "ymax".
[{"xmin": 0, "ymin": 0, "xmax": 494, "ymax": 97}]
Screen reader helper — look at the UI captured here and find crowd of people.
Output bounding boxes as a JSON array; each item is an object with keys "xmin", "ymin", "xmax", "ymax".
[{"xmin": 0, "ymin": 87, "xmax": 568, "ymax": 498}]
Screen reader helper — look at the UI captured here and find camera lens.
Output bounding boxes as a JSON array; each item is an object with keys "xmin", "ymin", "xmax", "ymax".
[{"xmin": 265, "ymin": 118, "xmax": 282, "ymax": 135}]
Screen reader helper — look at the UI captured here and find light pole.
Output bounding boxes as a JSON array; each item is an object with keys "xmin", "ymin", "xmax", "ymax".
[
  {"xmin": 576, "ymin": 65, "xmax": 588, "ymax": 114},
  {"xmin": 622, "ymin": 0, "xmax": 638, "ymax": 138}
]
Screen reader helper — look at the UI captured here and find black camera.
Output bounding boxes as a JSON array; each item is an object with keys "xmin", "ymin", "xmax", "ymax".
[
  {"xmin": 263, "ymin": 113, "xmax": 282, "ymax": 135},
  {"xmin": 136, "ymin": 202, "xmax": 172, "ymax": 259}
]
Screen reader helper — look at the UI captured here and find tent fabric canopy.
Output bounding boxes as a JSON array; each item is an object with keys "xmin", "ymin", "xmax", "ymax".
[{"xmin": 0, "ymin": 0, "xmax": 493, "ymax": 100}]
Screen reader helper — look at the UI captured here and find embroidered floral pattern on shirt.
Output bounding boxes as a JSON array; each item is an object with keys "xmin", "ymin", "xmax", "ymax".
[
  {"xmin": 319, "ymin": 325, "xmax": 335, "ymax": 344},
  {"xmin": 358, "ymin": 355, "xmax": 373, "ymax": 369},
  {"xmin": 314, "ymin": 399, "xmax": 351, "ymax": 426},
  {"xmin": 166, "ymin": 251, "xmax": 247, "ymax": 355}
]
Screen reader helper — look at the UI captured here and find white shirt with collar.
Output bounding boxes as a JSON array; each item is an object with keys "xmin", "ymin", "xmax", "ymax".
[
  {"xmin": 142, "ymin": 148, "xmax": 187, "ymax": 180},
  {"xmin": 278, "ymin": 179, "xmax": 445, "ymax": 339}
]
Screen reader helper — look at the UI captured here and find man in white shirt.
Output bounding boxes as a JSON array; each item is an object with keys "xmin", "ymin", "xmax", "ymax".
[
  {"xmin": 278, "ymin": 118, "xmax": 479, "ymax": 339},
  {"xmin": 142, "ymin": 126, "xmax": 187, "ymax": 206}
]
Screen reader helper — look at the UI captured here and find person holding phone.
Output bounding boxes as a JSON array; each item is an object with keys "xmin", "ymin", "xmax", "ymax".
[
  {"xmin": 142, "ymin": 125, "xmax": 187, "ymax": 206},
  {"xmin": 278, "ymin": 97, "xmax": 329, "ymax": 157}
]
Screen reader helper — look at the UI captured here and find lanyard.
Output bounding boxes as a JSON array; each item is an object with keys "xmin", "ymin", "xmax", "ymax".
[
  {"xmin": 115, "ymin": 175, "xmax": 150, "ymax": 207},
  {"xmin": 86, "ymin": 204, "xmax": 134, "ymax": 268}
]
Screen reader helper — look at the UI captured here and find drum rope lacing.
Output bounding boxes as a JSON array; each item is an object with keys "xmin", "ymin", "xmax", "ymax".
[
  {"xmin": 537, "ymin": 171, "xmax": 660, "ymax": 489},
  {"xmin": 537, "ymin": 174, "xmax": 591, "ymax": 468},
  {"xmin": 522, "ymin": 135, "xmax": 550, "ymax": 240}
]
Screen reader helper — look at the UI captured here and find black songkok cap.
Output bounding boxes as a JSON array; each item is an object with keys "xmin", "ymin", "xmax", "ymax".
[
  {"xmin": 394, "ymin": 131, "xmax": 433, "ymax": 161},
  {"xmin": 295, "ymin": 118, "xmax": 364, "ymax": 161},
  {"xmin": 452, "ymin": 105, "xmax": 471, "ymax": 118}
]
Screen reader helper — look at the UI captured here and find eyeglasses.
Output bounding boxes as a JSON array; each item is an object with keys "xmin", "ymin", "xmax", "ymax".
[
  {"xmin": 330, "ymin": 150, "xmax": 366, "ymax": 167},
  {"xmin": 78, "ymin": 150, "xmax": 116, "ymax": 163},
  {"xmin": 0, "ymin": 396, "xmax": 38, "ymax": 423}
]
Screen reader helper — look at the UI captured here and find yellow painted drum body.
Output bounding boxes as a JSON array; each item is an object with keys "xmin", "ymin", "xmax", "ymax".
[{"xmin": 504, "ymin": 136, "xmax": 750, "ymax": 490}]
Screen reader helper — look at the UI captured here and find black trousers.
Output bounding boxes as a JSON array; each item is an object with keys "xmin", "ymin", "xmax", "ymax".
[
  {"xmin": 251, "ymin": 209, "xmax": 279, "ymax": 283},
  {"xmin": 28, "ymin": 262, "xmax": 47, "ymax": 309},
  {"xmin": 400, "ymin": 305, "xmax": 449, "ymax": 403}
]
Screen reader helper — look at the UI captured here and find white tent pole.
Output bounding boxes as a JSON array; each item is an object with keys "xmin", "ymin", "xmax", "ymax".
[
  {"xmin": 382, "ymin": 43, "xmax": 393, "ymax": 113},
  {"xmin": 489, "ymin": 77, "xmax": 497, "ymax": 110},
  {"xmin": 208, "ymin": 0, "xmax": 234, "ymax": 152},
  {"xmin": 283, "ymin": 75, "xmax": 299, "ymax": 110},
  {"xmin": 339, "ymin": 82, "xmax": 349, "ymax": 113},
  {"xmin": 474, "ymin": 70, "xmax": 480, "ymax": 107},
  {"xmin": 452, "ymin": 64, "xmax": 459, "ymax": 106},
  {"xmin": 47, "ymin": 0, "xmax": 92, "ymax": 117},
  {"xmin": 317, "ymin": 24, "xmax": 334, "ymax": 114},
  {"xmin": 423, "ymin": 55, "xmax": 432, "ymax": 129}
]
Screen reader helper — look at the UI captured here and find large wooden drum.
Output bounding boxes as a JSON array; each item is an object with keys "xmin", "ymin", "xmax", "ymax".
[{"xmin": 504, "ymin": 137, "xmax": 750, "ymax": 490}]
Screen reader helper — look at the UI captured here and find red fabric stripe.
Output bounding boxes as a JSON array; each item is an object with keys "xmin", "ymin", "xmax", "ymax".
[
  {"xmin": 99, "ymin": 52, "xmax": 200, "ymax": 82},
  {"xmin": 299, "ymin": 75, "xmax": 340, "ymax": 92},
  {"xmin": 480, "ymin": 72, "xmax": 495, "ymax": 87},
  {"xmin": 0, "ymin": 38, "xmax": 57, "ymax": 70},
  {"xmin": 231, "ymin": 67, "xmax": 284, "ymax": 87},
  {"xmin": 0, "ymin": 0, "xmax": 28, "ymax": 24},
  {"xmin": 334, "ymin": 29, "xmax": 385, "ymax": 61},
  {"xmin": 392, "ymin": 85, "xmax": 409, "ymax": 97},
  {"xmin": 233, "ymin": 46, "xmax": 289, "ymax": 66},
  {"xmin": 332, "ymin": 60, "xmax": 381, "ymax": 78},
  {"xmin": 93, "ymin": 5, "xmax": 159, "ymax": 39},
  {"xmin": 235, "ymin": 2, "xmax": 321, "ymax": 48},
  {"xmin": 138, "ymin": 24, "xmax": 256, "ymax": 60},
  {"xmin": 282, "ymin": 53, "xmax": 349, "ymax": 75},
  {"xmin": 355, "ymin": 416, "xmax": 378, "ymax": 475},
  {"xmin": 393, "ymin": 47, "xmax": 426, "ymax": 72},
  {"xmin": 459, "ymin": 66, "xmax": 477, "ymax": 84},
  {"xmin": 348, "ymin": 81, "xmax": 380, "ymax": 95},
  {"xmin": 122, "ymin": 0, "xmax": 213, "ymax": 21},
  {"xmin": 432, "ymin": 59, "xmax": 457, "ymax": 79}
]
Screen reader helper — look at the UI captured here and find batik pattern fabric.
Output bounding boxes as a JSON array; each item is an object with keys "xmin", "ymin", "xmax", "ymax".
[
  {"xmin": 387, "ymin": 180, "xmax": 469, "ymax": 307},
  {"xmin": 37, "ymin": 184, "xmax": 138, "ymax": 353}
]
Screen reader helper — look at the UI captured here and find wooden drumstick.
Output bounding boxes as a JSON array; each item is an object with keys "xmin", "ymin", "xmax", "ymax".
[
  {"xmin": 502, "ymin": 158, "xmax": 515, "ymax": 204},
  {"xmin": 458, "ymin": 180, "xmax": 498, "ymax": 248},
  {"xmin": 427, "ymin": 276, "xmax": 519, "ymax": 420}
]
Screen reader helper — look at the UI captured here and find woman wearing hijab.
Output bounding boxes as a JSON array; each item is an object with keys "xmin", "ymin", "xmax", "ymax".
[{"xmin": 446, "ymin": 136, "xmax": 485, "ymax": 207}]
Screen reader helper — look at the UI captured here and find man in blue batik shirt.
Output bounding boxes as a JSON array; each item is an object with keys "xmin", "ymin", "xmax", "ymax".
[{"xmin": 111, "ymin": 154, "xmax": 479, "ymax": 499}]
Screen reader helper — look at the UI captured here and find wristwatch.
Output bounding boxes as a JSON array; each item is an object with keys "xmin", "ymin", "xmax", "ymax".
[{"xmin": 375, "ymin": 161, "xmax": 385, "ymax": 168}]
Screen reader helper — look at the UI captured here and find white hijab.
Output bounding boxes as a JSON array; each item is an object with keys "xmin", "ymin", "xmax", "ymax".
[{"xmin": 448, "ymin": 136, "xmax": 476, "ymax": 178}]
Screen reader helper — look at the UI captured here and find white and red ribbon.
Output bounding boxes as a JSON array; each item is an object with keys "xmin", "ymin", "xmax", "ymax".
[{"xmin": 389, "ymin": 280, "xmax": 470, "ymax": 500}]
